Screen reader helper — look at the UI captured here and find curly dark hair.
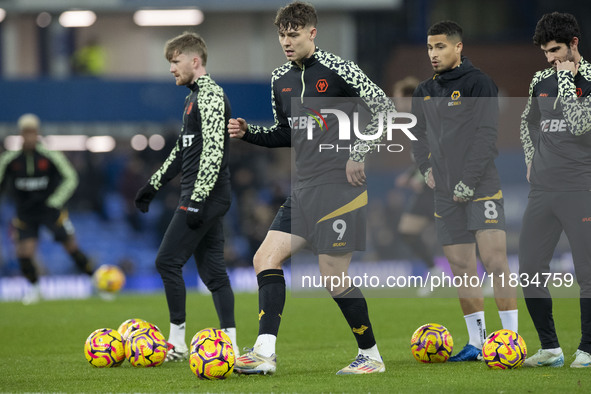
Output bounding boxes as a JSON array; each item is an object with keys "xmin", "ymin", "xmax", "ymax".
[
  {"xmin": 274, "ymin": 1, "xmax": 317, "ymax": 31},
  {"xmin": 533, "ymin": 12, "xmax": 580, "ymax": 46},
  {"xmin": 427, "ymin": 20, "xmax": 463, "ymax": 41}
]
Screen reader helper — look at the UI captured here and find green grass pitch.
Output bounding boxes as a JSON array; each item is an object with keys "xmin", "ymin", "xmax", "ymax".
[{"xmin": 1, "ymin": 291, "xmax": 590, "ymax": 393}]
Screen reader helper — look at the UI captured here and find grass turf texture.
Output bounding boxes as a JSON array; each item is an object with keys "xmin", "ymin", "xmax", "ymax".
[{"xmin": 1, "ymin": 292, "xmax": 590, "ymax": 393}]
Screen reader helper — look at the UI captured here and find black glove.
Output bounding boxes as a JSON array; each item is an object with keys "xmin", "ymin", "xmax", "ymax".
[
  {"xmin": 134, "ymin": 183, "xmax": 157, "ymax": 213},
  {"xmin": 186, "ymin": 200, "xmax": 204, "ymax": 229}
]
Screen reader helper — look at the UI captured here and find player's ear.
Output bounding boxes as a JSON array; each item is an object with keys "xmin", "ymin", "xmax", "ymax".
[
  {"xmin": 570, "ymin": 37, "xmax": 579, "ymax": 51},
  {"xmin": 309, "ymin": 26, "xmax": 317, "ymax": 41},
  {"xmin": 455, "ymin": 41, "xmax": 463, "ymax": 53},
  {"xmin": 192, "ymin": 55, "xmax": 201, "ymax": 68}
]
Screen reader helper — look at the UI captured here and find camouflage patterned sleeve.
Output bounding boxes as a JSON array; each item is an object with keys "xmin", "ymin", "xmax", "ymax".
[
  {"xmin": 190, "ymin": 77, "xmax": 226, "ymax": 203},
  {"xmin": 244, "ymin": 64, "xmax": 292, "ymax": 148},
  {"xmin": 40, "ymin": 146, "xmax": 79, "ymax": 209},
  {"xmin": 0, "ymin": 151, "xmax": 19, "ymax": 190},
  {"xmin": 325, "ymin": 54, "xmax": 395, "ymax": 163},
  {"xmin": 520, "ymin": 71, "xmax": 545, "ymax": 165},
  {"xmin": 149, "ymin": 138, "xmax": 181, "ymax": 190},
  {"xmin": 558, "ymin": 65, "xmax": 591, "ymax": 136}
]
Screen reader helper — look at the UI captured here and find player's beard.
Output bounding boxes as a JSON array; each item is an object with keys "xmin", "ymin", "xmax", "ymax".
[
  {"xmin": 565, "ymin": 47, "xmax": 575, "ymax": 63},
  {"xmin": 553, "ymin": 47, "xmax": 575, "ymax": 69}
]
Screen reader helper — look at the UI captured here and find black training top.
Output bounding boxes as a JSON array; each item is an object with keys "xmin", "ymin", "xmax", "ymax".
[
  {"xmin": 0, "ymin": 143, "xmax": 78, "ymax": 216},
  {"xmin": 520, "ymin": 58, "xmax": 591, "ymax": 191},
  {"xmin": 148, "ymin": 74, "xmax": 231, "ymax": 203},
  {"xmin": 411, "ymin": 57, "xmax": 501, "ymax": 197},
  {"xmin": 241, "ymin": 47, "xmax": 394, "ymax": 188}
]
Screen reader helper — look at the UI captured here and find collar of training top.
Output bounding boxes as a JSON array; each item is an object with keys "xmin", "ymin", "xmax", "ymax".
[{"xmin": 292, "ymin": 47, "xmax": 320, "ymax": 69}]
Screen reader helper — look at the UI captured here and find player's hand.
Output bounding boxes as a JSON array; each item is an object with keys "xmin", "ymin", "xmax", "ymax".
[
  {"xmin": 228, "ymin": 118, "xmax": 248, "ymax": 139},
  {"xmin": 424, "ymin": 168, "xmax": 435, "ymax": 189},
  {"xmin": 45, "ymin": 197, "xmax": 63, "ymax": 210},
  {"xmin": 556, "ymin": 59, "xmax": 579, "ymax": 76},
  {"xmin": 526, "ymin": 162, "xmax": 531, "ymax": 183},
  {"xmin": 186, "ymin": 200, "xmax": 204, "ymax": 229},
  {"xmin": 453, "ymin": 180, "xmax": 474, "ymax": 203},
  {"xmin": 346, "ymin": 160, "xmax": 366, "ymax": 186},
  {"xmin": 134, "ymin": 183, "xmax": 157, "ymax": 213}
]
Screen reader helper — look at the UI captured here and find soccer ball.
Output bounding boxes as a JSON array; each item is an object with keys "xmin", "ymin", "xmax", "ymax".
[
  {"xmin": 93, "ymin": 264, "xmax": 125, "ymax": 293},
  {"xmin": 117, "ymin": 318, "xmax": 146, "ymax": 337},
  {"xmin": 482, "ymin": 329, "xmax": 527, "ymax": 369},
  {"xmin": 190, "ymin": 328, "xmax": 235, "ymax": 379},
  {"xmin": 123, "ymin": 321, "xmax": 161, "ymax": 342},
  {"xmin": 84, "ymin": 328, "xmax": 125, "ymax": 367},
  {"xmin": 410, "ymin": 323, "xmax": 454, "ymax": 363},
  {"xmin": 125, "ymin": 327, "xmax": 168, "ymax": 367},
  {"xmin": 190, "ymin": 327, "xmax": 232, "ymax": 349}
]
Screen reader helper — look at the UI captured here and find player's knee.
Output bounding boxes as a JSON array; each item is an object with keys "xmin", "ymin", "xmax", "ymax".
[
  {"xmin": 202, "ymin": 276, "xmax": 231, "ymax": 293},
  {"xmin": 253, "ymin": 250, "xmax": 282, "ymax": 272},
  {"xmin": 447, "ymin": 258, "xmax": 472, "ymax": 273},
  {"xmin": 154, "ymin": 255, "xmax": 179, "ymax": 274},
  {"xmin": 482, "ymin": 254, "xmax": 509, "ymax": 274}
]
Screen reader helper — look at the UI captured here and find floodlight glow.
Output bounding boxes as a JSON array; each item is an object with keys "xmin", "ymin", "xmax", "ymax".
[
  {"xmin": 133, "ymin": 9, "xmax": 204, "ymax": 26},
  {"xmin": 87, "ymin": 136, "xmax": 116, "ymax": 153},
  {"xmin": 43, "ymin": 135, "xmax": 87, "ymax": 151},
  {"xmin": 59, "ymin": 10, "xmax": 96, "ymax": 28},
  {"xmin": 0, "ymin": 9, "xmax": 6, "ymax": 23},
  {"xmin": 131, "ymin": 134, "xmax": 148, "ymax": 151},
  {"xmin": 4, "ymin": 136, "xmax": 23, "ymax": 151},
  {"xmin": 36, "ymin": 12, "xmax": 52, "ymax": 28},
  {"xmin": 148, "ymin": 134, "xmax": 165, "ymax": 151}
]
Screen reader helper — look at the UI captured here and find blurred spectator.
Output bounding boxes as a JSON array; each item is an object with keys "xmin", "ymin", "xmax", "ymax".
[{"xmin": 72, "ymin": 38, "xmax": 106, "ymax": 76}]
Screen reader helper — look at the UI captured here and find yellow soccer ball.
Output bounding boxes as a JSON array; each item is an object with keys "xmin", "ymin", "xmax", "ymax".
[
  {"xmin": 93, "ymin": 264, "xmax": 125, "ymax": 293},
  {"xmin": 84, "ymin": 328, "xmax": 125, "ymax": 367}
]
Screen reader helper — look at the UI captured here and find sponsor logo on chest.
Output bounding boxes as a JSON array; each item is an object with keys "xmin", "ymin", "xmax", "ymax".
[
  {"xmin": 182, "ymin": 134, "xmax": 195, "ymax": 147},
  {"xmin": 15, "ymin": 176, "xmax": 49, "ymax": 191},
  {"xmin": 540, "ymin": 119, "xmax": 567, "ymax": 133}
]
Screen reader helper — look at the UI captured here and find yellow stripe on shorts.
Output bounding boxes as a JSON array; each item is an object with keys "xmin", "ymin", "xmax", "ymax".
[
  {"xmin": 473, "ymin": 190, "xmax": 503, "ymax": 201},
  {"xmin": 316, "ymin": 190, "xmax": 368, "ymax": 224}
]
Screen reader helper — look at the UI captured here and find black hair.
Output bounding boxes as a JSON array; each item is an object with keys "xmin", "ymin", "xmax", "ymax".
[
  {"xmin": 533, "ymin": 12, "xmax": 580, "ymax": 46},
  {"xmin": 427, "ymin": 20, "xmax": 463, "ymax": 41}
]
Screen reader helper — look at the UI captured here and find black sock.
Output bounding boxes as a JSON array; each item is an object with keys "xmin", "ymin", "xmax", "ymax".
[
  {"xmin": 579, "ymin": 298, "xmax": 591, "ymax": 353},
  {"xmin": 70, "ymin": 249, "xmax": 93, "ymax": 275},
  {"xmin": 212, "ymin": 284, "xmax": 235, "ymax": 328},
  {"xmin": 401, "ymin": 233, "xmax": 435, "ymax": 268},
  {"xmin": 18, "ymin": 257, "xmax": 38, "ymax": 283},
  {"xmin": 257, "ymin": 269, "xmax": 285, "ymax": 336},
  {"xmin": 333, "ymin": 287, "xmax": 376, "ymax": 350}
]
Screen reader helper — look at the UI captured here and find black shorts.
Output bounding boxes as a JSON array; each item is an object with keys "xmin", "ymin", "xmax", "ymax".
[
  {"xmin": 270, "ymin": 183, "xmax": 367, "ymax": 254},
  {"xmin": 407, "ymin": 186, "xmax": 435, "ymax": 218},
  {"xmin": 12, "ymin": 208, "xmax": 75, "ymax": 242},
  {"xmin": 434, "ymin": 191, "xmax": 505, "ymax": 245}
]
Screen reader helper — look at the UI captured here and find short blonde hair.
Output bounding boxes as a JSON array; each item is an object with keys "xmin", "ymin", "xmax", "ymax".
[
  {"xmin": 17, "ymin": 113, "xmax": 40, "ymax": 131},
  {"xmin": 164, "ymin": 31, "xmax": 208, "ymax": 66}
]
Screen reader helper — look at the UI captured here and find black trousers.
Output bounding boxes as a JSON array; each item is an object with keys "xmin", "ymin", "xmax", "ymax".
[
  {"xmin": 155, "ymin": 195, "xmax": 232, "ymax": 325},
  {"xmin": 519, "ymin": 190, "xmax": 591, "ymax": 352}
]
